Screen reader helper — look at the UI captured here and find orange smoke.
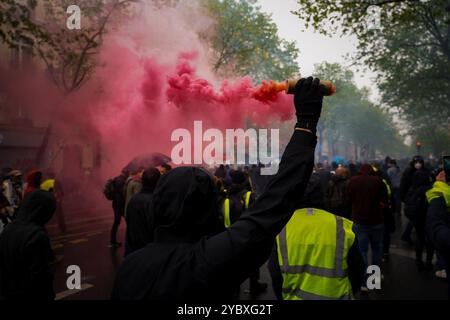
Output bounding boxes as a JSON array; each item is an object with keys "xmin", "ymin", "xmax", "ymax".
[
  {"xmin": 252, "ymin": 80, "xmax": 288, "ymax": 103},
  {"xmin": 252, "ymin": 79, "xmax": 337, "ymax": 103}
]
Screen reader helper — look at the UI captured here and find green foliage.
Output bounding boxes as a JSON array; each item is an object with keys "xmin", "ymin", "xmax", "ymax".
[
  {"xmin": 0, "ymin": 0, "xmax": 49, "ymax": 51},
  {"xmin": 203, "ymin": 0, "xmax": 300, "ymax": 82},
  {"xmin": 1, "ymin": 0, "xmax": 135, "ymax": 93},
  {"xmin": 293, "ymin": 0, "xmax": 450, "ymax": 155},
  {"xmin": 314, "ymin": 62, "xmax": 407, "ymax": 159}
]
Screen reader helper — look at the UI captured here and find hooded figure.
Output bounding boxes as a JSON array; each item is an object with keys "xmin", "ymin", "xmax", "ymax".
[
  {"xmin": 111, "ymin": 129, "xmax": 317, "ymax": 300},
  {"xmin": 152, "ymin": 167, "xmax": 223, "ymax": 244},
  {"xmin": 124, "ymin": 167, "xmax": 161, "ymax": 256},
  {"xmin": 0, "ymin": 190, "xmax": 56, "ymax": 300}
]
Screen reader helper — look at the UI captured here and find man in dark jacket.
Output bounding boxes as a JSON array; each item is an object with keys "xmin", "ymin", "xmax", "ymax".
[
  {"xmin": 111, "ymin": 77, "xmax": 323, "ymax": 300},
  {"xmin": 124, "ymin": 168, "xmax": 161, "ymax": 257},
  {"xmin": 347, "ymin": 164, "xmax": 388, "ymax": 291},
  {"xmin": 0, "ymin": 190, "xmax": 56, "ymax": 300},
  {"xmin": 404, "ymin": 170, "xmax": 434, "ymax": 270}
]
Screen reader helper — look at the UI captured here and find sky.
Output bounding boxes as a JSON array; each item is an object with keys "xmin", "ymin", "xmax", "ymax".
[{"xmin": 257, "ymin": 0, "xmax": 380, "ymax": 102}]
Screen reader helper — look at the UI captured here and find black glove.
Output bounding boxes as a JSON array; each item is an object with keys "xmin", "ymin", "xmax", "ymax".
[{"xmin": 294, "ymin": 77, "xmax": 324, "ymax": 134}]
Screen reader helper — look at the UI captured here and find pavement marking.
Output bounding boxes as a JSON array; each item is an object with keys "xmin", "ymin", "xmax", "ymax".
[
  {"xmin": 55, "ymin": 283, "xmax": 94, "ymax": 300},
  {"xmin": 69, "ymin": 238, "xmax": 88, "ymax": 245}
]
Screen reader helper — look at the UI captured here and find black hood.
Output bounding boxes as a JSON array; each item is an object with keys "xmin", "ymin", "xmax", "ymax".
[
  {"xmin": 15, "ymin": 190, "xmax": 56, "ymax": 226},
  {"xmin": 152, "ymin": 167, "xmax": 222, "ymax": 243}
]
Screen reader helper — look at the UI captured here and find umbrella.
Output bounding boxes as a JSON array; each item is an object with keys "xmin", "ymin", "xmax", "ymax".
[{"xmin": 125, "ymin": 152, "xmax": 172, "ymax": 172}]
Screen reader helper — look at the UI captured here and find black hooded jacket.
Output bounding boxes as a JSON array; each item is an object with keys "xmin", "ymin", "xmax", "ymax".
[
  {"xmin": 0, "ymin": 190, "xmax": 56, "ymax": 300},
  {"xmin": 111, "ymin": 130, "xmax": 316, "ymax": 300}
]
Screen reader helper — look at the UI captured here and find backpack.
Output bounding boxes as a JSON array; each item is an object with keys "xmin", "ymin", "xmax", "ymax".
[{"xmin": 103, "ymin": 178, "xmax": 115, "ymax": 201}]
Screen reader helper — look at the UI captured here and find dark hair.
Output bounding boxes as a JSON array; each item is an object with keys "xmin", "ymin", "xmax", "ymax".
[{"xmin": 142, "ymin": 168, "xmax": 161, "ymax": 192}]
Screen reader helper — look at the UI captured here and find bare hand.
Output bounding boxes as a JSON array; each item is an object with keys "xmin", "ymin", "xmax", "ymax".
[{"xmin": 436, "ymin": 170, "xmax": 446, "ymax": 183}]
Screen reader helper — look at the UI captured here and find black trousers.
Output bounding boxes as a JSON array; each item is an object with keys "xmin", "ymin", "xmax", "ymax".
[
  {"xmin": 110, "ymin": 206, "xmax": 123, "ymax": 244},
  {"xmin": 411, "ymin": 218, "xmax": 434, "ymax": 264}
]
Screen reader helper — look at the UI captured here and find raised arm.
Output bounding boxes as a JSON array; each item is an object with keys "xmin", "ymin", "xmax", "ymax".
[{"xmin": 200, "ymin": 78, "xmax": 323, "ymax": 284}]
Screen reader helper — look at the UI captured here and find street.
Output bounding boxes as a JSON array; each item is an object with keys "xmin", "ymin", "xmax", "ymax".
[{"xmin": 47, "ymin": 207, "xmax": 448, "ymax": 300}]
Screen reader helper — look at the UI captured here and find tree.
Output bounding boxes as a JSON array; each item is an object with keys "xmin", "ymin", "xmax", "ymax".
[
  {"xmin": 1, "ymin": 0, "xmax": 136, "ymax": 93},
  {"xmin": 293, "ymin": 0, "xmax": 450, "ymax": 155},
  {"xmin": 203, "ymin": 0, "xmax": 300, "ymax": 83},
  {"xmin": 37, "ymin": 0, "xmax": 137, "ymax": 93},
  {"xmin": 314, "ymin": 62, "xmax": 407, "ymax": 161},
  {"xmin": 0, "ymin": 0, "xmax": 44, "ymax": 50}
]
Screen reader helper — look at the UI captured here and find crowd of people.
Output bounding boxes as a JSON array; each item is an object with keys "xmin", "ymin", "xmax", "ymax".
[
  {"xmin": 0, "ymin": 168, "xmax": 65, "ymax": 234},
  {"xmin": 0, "ymin": 77, "xmax": 449, "ymax": 300}
]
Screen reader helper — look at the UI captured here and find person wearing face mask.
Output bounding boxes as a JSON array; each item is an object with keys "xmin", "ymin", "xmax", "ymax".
[{"xmin": 399, "ymin": 156, "xmax": 431, "ymax": 244}]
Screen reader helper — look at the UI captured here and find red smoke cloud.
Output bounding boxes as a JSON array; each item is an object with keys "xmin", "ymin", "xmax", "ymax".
[{"xmin": 1, "ymin": 3, "xmax": 296, "ymax": 179}]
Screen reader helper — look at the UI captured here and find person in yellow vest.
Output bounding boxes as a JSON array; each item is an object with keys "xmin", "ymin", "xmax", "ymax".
[
  {"xmin": 222, "ymin": 170, "xmax": 254, "ymax": 228},
  {"xmin": 41, "ymin": 172, "xmax": 66, "ymax": 233},
  {"xmin": 426, "ymin": 169, "xmax": 450, "ymax": 297},
  {"xmin": 269, "ymin": 174, "xmax": 365, "ymax": 300}
]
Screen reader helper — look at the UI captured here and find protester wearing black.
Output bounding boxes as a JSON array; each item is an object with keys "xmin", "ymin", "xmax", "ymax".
[
  {"xmin": 0, "ymin": 190, "xmax": 56, "ymax": 300},
  {"xmin": 326, "ymin": 167, "xmax": 351, "ymax": 219},
  {"xmin": 124, "ymin": 168, "xmax": 161, "ymax": 257},
  {"xmin": 399, "ymin": 156, "xmax": 430, "ymax": 244},
  {"xmin": 108, "ymin": 169, "xmax": 129, "ymax": 248},
  {"xmin": 405, "ymin": 170, "xmax": 434, "ymax": 270},
  {"xmin": 111, "ymin": 77, "xmax": 322, "ymax": 300}
]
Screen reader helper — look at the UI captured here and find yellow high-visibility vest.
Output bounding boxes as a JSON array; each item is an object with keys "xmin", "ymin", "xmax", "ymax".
[
  {"xmin": 276, "ymin": 208, "xmax": 355, "ymax": 300},
  {"xmin": 223, "ymin": 198, "xmax": 231, "ymax": 228},
  {"xmin": 426, "ymin": 181, "xmax": 450, "ymax": 210},
  {"xmin": 223, "ymin": 191, "xmax": 252, "ymax": 228},
  {"xmin": 40, "ymin": 179, "xmax": 55, "ymax": 192}
]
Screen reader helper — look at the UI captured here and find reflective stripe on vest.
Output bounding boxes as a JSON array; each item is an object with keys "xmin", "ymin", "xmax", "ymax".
[
  {"xmin": 282, "ymin": 288, "xmax": 353, "ymax": 301},
  {"xmin": 426, "ymin": 181, "xmax": 450, "ymax": 209},
  {"xmin": 244, "ymin": 191, "xmax": 251, "ymax": 209},
  {"xmin": 382, "ymin": 179, "xmax": 392, "ymax": 198},
  {"xmin": 223, "ymin": 198, "xmax": 231, "ymax": 228},
  {"xmin": 276, "ymin": 208, "xmax": 355, "ymax": 300}
]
